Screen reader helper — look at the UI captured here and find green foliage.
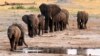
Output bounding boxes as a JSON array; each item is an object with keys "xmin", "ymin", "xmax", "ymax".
[
  {"xmin": 27, "ymin": 6, "xmax": 39, "ymax": 12},
  {"xmin": 9, "ymin": 5, "xmax": 25, "ymax": 9},
  {"xmin": 8, "ymin": 5, "xmax": 39, "ymax": 12},
  {"xmin": 16, "ymin": 5, "xmax": 25, "ymax": 9}
]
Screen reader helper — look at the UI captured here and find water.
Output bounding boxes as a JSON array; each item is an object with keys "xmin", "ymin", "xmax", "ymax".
[
  {"xmin": 87, "ymin": 49, "xmax": 100, "ymax": 55},
  {"xmin": 68, "ymin": 49, "xmax": 77, "ymax": 55},
  {"xmin": 16, "ymin": 47, "xmax": 100, "ymax": 55},
  {"xmin": 68, "ymin": 49, "xmax": 100, "ymax": 56}
]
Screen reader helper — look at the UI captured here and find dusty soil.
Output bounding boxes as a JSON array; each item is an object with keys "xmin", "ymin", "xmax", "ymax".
[{"xmin": 0, "ymin": 10, "xmax": 100, "ymax": 56}]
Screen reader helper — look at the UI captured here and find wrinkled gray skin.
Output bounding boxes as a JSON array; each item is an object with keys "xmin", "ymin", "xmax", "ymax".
[
  {"xmin": 38, "ymin": 14, "xmax": 45, "ymax": 35},
  {"xmin": 61, "ymin": 9, "xmax": 69, "ymax": 29},
  {"xmin": 39, "ymin": 3, "xmax": 61, "ymax": 33},
  {"xmin": 53, "ymin": 11, "xmax": 66, "ymax": 31},
  {"xmin": 53, "ymin": 9, "xmax": 69, "ymax": 31},
  {"xmin": 22, "ymin": 14, "xmax": 39, "ymax": 37},
  {"xmin": 7, "ymin": 23, "xmax": 28, "ymax": 51},
  {"xmin": 77, "ymin": 11, "xmax": 88, "ymax": 29}
]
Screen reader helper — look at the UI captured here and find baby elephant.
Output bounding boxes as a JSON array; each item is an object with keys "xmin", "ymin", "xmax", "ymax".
[
  {"xmin": 53, "ymin": 10, "xmax": 67, "ymax": 31},
  {"xmin": 7, "ymin": 23, "xmax": 28, "ymax": 51},
  {"xmin": 22, "ymin": 14, "xmax": 45, "ymax": 37},
  {"xmin": 22, "ymin": 14, "xmax": 39, "ymax": 37},
  {"xmin": 77, "ymin": 11, "xmax": 88, "ymax": 29},
  {"xmin": 38, "ymin": 14, "xmax": 45, "ymax": 35}
]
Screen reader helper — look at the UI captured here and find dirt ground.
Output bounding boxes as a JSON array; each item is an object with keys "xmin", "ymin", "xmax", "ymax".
[{"xmin": 0, "ymin": 10, "xmax": 100, "ymax": 56}]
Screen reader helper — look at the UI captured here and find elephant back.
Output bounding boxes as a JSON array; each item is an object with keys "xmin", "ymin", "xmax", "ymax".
[
  {"xmin": 61, "ymin": 9, "xmax": 69, "ymax": 24},
  {"xmin": 28, "ymin": 14, "xmax": 39, "ymax": 29},
  {"xmin": 77, "ymin": 11, "xmax": 88, "ymax": 21},
  {"xmin": 7, "ymin": 23, "xmax": 21, "ymax": 40},
  {"xmin": 48, "ymin": 4, "xmax": 61, "ymax": 18}
]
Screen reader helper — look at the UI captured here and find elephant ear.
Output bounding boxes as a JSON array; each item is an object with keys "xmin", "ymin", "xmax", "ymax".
[{"xmin": 22, "ymin": 15, "xmax": 29, "ymax": 24}]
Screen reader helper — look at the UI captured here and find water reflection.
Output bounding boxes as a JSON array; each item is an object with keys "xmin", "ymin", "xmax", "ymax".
[
  {"xmin": 68, "ymin": 49, "xmax": 100, "ymax": 55},
  {"xmin": 87, "ymin": 49, "xmax": 100, "ymax": 55},
  {"xmin": 68, "ymin": 49, "xmax": 77, "ymax": 55}
]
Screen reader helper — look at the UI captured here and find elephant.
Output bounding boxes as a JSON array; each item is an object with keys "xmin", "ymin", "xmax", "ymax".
[
  {"xmin": 77, "ymin": 11, "xmax": 88, "ymax": 29},
  {"xmin": 7, "ymin": 23, "xmax": 28, "ymax": 51},
  {"xmin": 53, "ymin": 10, "xmax": 67, "ymax": 31},
  {"xmin": 39, "ymin": 3, "xmax": 61, "ymax": 33},
  {"xmin": 38, "ymin": 14, "xmax": 45, "ymax": 35},
  {"xmin": 61, "ymin": 9, "xmax": 69, "ymax": 29},
  {"xmin": 22, "ymin": 14, "xmax": 39, "ymax": 37}
]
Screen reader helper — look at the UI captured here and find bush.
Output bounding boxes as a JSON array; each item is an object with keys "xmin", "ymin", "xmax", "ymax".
[
  {"xmin": 16, "ymin": 5, "xmax": 25, "ymax": 9},
  {"xmin": 8, "ymin": 5, "xmax": 39, "ymax": 12},
  {"xmin": 9, "ymin": 5, "xmax": 25, "ymax": 9}
]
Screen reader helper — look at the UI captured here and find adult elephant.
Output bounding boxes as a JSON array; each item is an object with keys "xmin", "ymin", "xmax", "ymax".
[
  {"xmin": 77, "ymin": 11, "xmax": 88, "ymax": 29},
  {"xmin": 22, "ymin": 14, "xmax": 45, "ymax": 37},
  {"xmin": 39, "ymin": 3, "xmax": 61, "ymax": 33},
  {"xmin": 7, "ymin": 23, "xmax": 28, "ymax": 51}
]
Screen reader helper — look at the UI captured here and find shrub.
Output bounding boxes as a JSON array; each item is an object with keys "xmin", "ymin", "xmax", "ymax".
[{"xmin": 9, "ymin": 5, "xmax": 25, "ymax": 9}]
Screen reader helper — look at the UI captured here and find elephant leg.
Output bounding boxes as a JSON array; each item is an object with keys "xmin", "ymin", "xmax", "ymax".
[
  {"xmin": 36, "ymin": 28, "xmax": 38, "ymax": 35},
  {"xmin": 11, "ymin": 41, "xmax": 14, "ymax": 51},
  {"xmin": 77, "ymin": 18, "xmax": 81, "ymax": 29},
  {"xmin": 63, "ymin": 23, "xmax": 66, "ymax": 30},
  {"xmin": 84, "ymin": 20, "xmax": 87, "ymax": 29},
  {"xmin": 42, "ymin": 25, "xmax": 44, "ymax": 35},
  {"xmin": 60, "ymin": 21, "xmax": 63, "ymax": 31},
  {"xmin": 49, "ymin": 19, "xmax": 53, "ymax": 32},
  {"xmin": 57, "ymin": 22, "xmax": 60, "ymax": 31},
  {"xmin": 44, "ymin": 16, "xmax": 49, "ymax": 33},
  {"xmin": 79, "ymin": 20, "xmax": 83, "ymax": 29},
  {"xmin": 38, "ymin": 24, "xmax": 41, "ymax": 35},
  {"xmin": 83, "ymin": 23, "xmax": 86, "ymax": 29},
  {"xmin": 59, "ymin": 22, "xmax": 61, "ymax": 31},
  {"xmin": 18, "ymin": 37, "xmax": 23, "ymax": 46},
  {"xmin": 10, "ymin": 40, "xmax": 14, "ymax": 51},
  {"xmin": 55, "ymin": 22, "xmax": 58, "ymax": 31},
  {"xmin": 62, "ymin": 22, "xmax": 65, "ymax": 30},
  {"xmin": 54, "ymin": 22, "xmax": 57, "ymax": 31},
  {"xmin": 34, "ymin": 28, "xmax": 37, "ymax": 36},
  {"xmin": 10, "ymin": 38, "xmax": 15, "ymax": 51},
  {"xmin": 14, "ymin": 41, "xmax": 17, "ymax": 50},
  {"xmin": 42, "ymin": 30, "xmax": 43, "ymax": 35},
  {"xmin": 58, "ymin": 22, "xmax": 60, "ymax": 31},
  {"xmin": 85, "ymin": 24, "xmax": 87, "ymax": 29}
]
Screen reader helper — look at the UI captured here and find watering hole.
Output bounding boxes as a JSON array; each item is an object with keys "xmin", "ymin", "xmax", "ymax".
[{"xmin": 15, "ymin": 47, "xmax": 100, "ymax": 56}]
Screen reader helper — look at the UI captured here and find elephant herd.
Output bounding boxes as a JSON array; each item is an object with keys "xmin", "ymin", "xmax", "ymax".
[{"xmin": 7, "ymin": 3, "xmax": 88, "ymax": 51}]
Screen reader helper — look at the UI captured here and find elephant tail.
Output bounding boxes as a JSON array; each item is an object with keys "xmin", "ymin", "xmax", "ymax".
[{"xmin": 7, "ymin": 26, "xmax": 14, "ymax": 39}]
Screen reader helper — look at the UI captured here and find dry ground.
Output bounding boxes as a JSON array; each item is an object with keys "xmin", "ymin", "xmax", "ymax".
[
  {"xmin": 0, "ymin": 0, "xmax": 100, "ymax": 56},
  {"xmin": 0, "ymin": 10, "xmax": 100, "ymax": 56}
]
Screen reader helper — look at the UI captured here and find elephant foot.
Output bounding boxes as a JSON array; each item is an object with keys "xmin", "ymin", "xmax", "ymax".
[
  {"xmin": 50, "ymin": 30, "xmax": 53, "ymax": 32},
  {"xmin": 44, "ymin": 30, "xmax": 48, "ymax": 33},
  {"xmin": 54, "ymin": 29, "xmax": 57, "ymax": 31},
  {"xmin": 10, "ymin": 49, "xmax": 14, "ymax": 51}
]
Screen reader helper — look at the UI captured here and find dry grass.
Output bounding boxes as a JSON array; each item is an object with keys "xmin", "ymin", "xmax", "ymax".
[{"xmin": 0, "ymin": 0, "xmax": 100, "ymax": 17}]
